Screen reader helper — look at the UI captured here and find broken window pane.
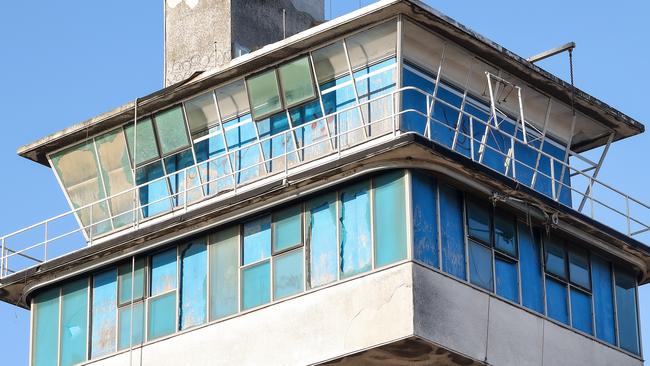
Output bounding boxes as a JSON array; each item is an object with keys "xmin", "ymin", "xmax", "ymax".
[
  {"xmin": 124, "ymin": 118, "xmax": 159, "ymax": 165},
  {"xmin": 242, "ymin": 261, "xmax": 271, "ymax": 310},
  {"xmin": 569, "ymin": 247, "xmax": 590, "ymax": 290},
  {"xmin": 440, "ymin": 185, "xmax": 466, "ymax": 280},
  {"xmin": 243, "ymin": 216, "xmax": 271, "ymax": 265},
  {"xmin": 180, "ymin": 239, "xmax": 207, "ymax": 329},
  {"xmin": 546, "ymin": 276, "xmax": 568, "ymax": 324},
  {"xmin": 154, "ymin": 106, "xmax": 190, "ymax": 155},
  {"xmin": 571, "ymin": 288, "xmax": 593, "ymax": 335},
  {"xmin": 118, "ymin": 302, "xmax": 144, "ymax": 350},
  {"xmin": 278, "ymin": 57, "xmax": 316, "ymax": 107},
  {"xmin": 32, "ymin": 288, "xmax": 60, "ymax": 366},
  {"xmin": 273, "ymin": 205, "xmax": 302, "ymax": 253},
  {"xmin": 308, "ymin": 193, "xmax": 338, "ymax": 288},
  {"xmin": 136, "ymin": 161, "xmax": 172, "ymax": 218},
  {"xmin": 216, "ymin": 79, "xmax": 250, "ymax": 122},
  {"xmin": 151, "ymin": 248, "xmax": 177, "ymax": 296},
  {"xmin": 118, "ymin": 258, "xmax": 145, "ymax": 305},
  {"xmin": 374, "ymin": 171, "xmax": 406, "ymax": 267},
  {"xmin": 210, "ymin": 227, "xmax": 239, "ymax": 320},
  {"xmin": 273, "ymin": 249, "xmax": 304, "ymax": 300},
  {"xmin": 592, "ymin": 256, "xmax": 615, "ymax": 344},
  {"xmin": 495, "ymin": 257, "xmax": 518, "ymax": 302},
  {"xmin": 346, "ymin": 20, "xmax": 396, "ymax": 71},
  {"xmin": 340, "ymin": 182, "xmax": 372, "ymax": 278},
  {"xmin": 185, "ymin": 91, "xmax": 219, "ymax": 137},
  {"xmin": 469, "ymin": 240, "xmax": 493, "ymax": 291},
  {"xmin": 247, "ymin": 69, "xmax": 282, "ymax": 120},
  {"xmin": 412, "ymin": 172, "xmax": 438, "ymax": 268},
  {"xmin": 467, "ymin": 199, "xmax": 491, "ymax": 244},
  {"xmin": 312, "ymin": 41, "xmax": 349, "ymax": 84},
  {"xmin": 519, "ymin": 223, "xmax": 544, "ymax": 313},
  {"xmin": 91, "ymin": 269, "xmax": 117, "ymax": 358},
  {"xmin": 545, "ymin": 238, "xmax": 566, "ymax": 279},
  {"xmin": 494, "ymin": 212, "xmax": 517, "ymax": 257},
  {"xmin": 59, "ymin": 279, "xmax": 88, "ymax": 366},
  {"xmin": 147, "ymin": 292, "xmax": 176, "ymax": 341},
  {"xmin": 615, "ymin": 268, "xmax": 640, "ymax": 355}
]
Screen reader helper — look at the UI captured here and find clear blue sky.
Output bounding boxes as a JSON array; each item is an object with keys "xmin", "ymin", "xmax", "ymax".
[{"xmin": 0, "ymin": 1, "xmax": 648, "ymax": 364}]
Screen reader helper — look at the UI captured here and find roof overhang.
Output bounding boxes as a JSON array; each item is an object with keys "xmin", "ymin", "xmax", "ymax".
[{"xmin": 17, "ymin": 0, "xmax": 645, "ymax": 166}]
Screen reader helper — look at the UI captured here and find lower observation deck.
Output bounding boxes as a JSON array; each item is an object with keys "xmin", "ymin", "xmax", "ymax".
[{"xmin": 2, "ymin": 86, "xmax": 649, "ymax": 279}]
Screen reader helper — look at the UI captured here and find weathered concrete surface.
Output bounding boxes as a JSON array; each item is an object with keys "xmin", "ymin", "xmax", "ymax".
[{"xmin": 164, "ymin": 0, "xmax": 323, "ymax": 86}]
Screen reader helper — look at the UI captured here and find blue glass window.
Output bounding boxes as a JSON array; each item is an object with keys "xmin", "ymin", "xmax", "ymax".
[
  {"xmin": 308, "ymin": 193, "xmax": 338, "ymax": 288},
  {"xmin": 118, "ymin": 302, "xmax": 144, "ymax": 351},
  {"xmin": 569, "ymin": 247, "xmax": 590, "ymax": 290},
  {"xmin": 545, "ymin": 238, "xmax": 567, "ymax": 279},
  {"xmin": 257, "ymin": 112, "xmax": 298, "ymax": 173},
  {"xmin": 412, "ymin": 172, "xmax": 438, "ymax": 268},
  {"xmin": 546, "ymin": 277, "xmax": 568, "ymax": 324},
  {"xmin": 570, "ymin": 288, "xmax": 593, "ymax": 335},
  {"xmin": 273, "ymin": 205, "xmax": 302, "ymax": 253},
  {"xmin": 592, "ymin": 256, "xmax": 615, "ymax": 344},
  {"xmin": 148, "ymin": 249, "xmax": 177, "ymax": 341},
  {"xmin": 242, "ymin": 261, "xmax": 271, "ymax": 310},
  {"xmin": 439, "ymin": 185, "xmax": 466, "ymax": 279},
  {"xmin": 519, "ymin": 223, "xmax": 544, "ymax": 313},
  {"xmin": 494, "ymin": 212, "xmax": 517, "ymax": 257},
  {"xmin": 243, "ymin": 216, "xmax": 271, "ymax": 265},
  {"xmin": 469, "ymin": 240, "xmax": 493, "ymax": 291},
  {"xmin": 273, "ymin": 249, "xmax": 304, "ymax": 300},
  {"xmin": 290, "ymin": 99, "xmax": 329, "ymax": 161},
  {"xmin": 136, "ymin": 161, "xmax": 172, "ymax": 218},
  {"xmin": 32, "ymin": 288, "xmax": 60, "ymax": 366},
  {"xmin": 615, "ymin": 268, "xmax": 640, "ymax": 355},
  {"xmin": 91, "ymin": 269, "xmax": 117, "ymax": 358},
  {"xmin": 180, "ymin": 240, "xmax": 207, "ymax": 329},
  {"xmin": 150, "ymin": 248, "xmax": 177, "ymax": 296},
  {"xmin": 194, "ymin": 128, "xmax": 234, "ymax": 195},
  {"xmin": 339, "ymin": 182, "xmax": 372, "ymax": 278},
  {"xmin": 401, "ymin": 65, "xmax": 434, "ymax": 134},
  {"xmin": 118, "ymin": 259, "xmax": 145, "ymax": 305},
  {"xmin": 60, "ymin": 279, "xmax": 88, "ymax": 366},
  {"xmin": 209, "ymin": 227, "xmax": 239, "ymax": 320},
  {"xmin": 467, "ymin": 200, "xmax": 491, "ymax": 244},
  {"xmin": 495, "ymin": 257, "xmax": 519, "ymax": 302},
  {"xmin": 223, "ymin": 115, "xmax": 264, "ymax": 184},
  {"xmin": 373, "ymin": 171, "xmax": 407, "ymax": 267},
  {"xmin": 431, "ymin": 83, "xmax": 462, "ymax": 148},
  {"xmin": 164, "ymin": 149, "xmax": 202, "ymax": 206}
]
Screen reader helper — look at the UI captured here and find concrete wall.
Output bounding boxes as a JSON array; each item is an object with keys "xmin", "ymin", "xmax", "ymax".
[
  {"xmin": 412, "ymin": 264, "xmax": 643, "ymax": 366},
  {"xmin": 85, "ymin": 263, "xmax": 413, "ymax": 366}
]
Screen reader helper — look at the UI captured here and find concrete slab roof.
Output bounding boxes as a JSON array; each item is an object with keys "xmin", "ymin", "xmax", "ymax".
[{"xmin": 17, "ymin": 0, "xmax": 645, "ymax": 166}]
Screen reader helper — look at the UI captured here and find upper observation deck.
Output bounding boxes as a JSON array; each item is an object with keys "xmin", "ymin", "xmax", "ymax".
[{"xmin": 1, "ymin": 0, "xmax": 648, "ymax": 281}]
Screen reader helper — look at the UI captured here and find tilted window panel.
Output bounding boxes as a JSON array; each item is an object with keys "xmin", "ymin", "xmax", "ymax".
[
  {"xmin": 124, "ymin": 118, "xmax": 160, "ymax": 166},
  {"xmin": 247, "ymin": 69, "xmax": 283, "ymax": 120},
  {"xmin": 466, "ymin": 199, "xmax": 491, "ymax": 245},
  {"xmin": 278, "ymin": 56, "xmax": 316, "ymax": 108},
  {"xmin": 185, "ymin": 91, "xmax": 219, "ymax": 138},
  {"xmin": 153, "ymin": 106, "xmax": 191, "ymax": 155},
  {"xmin": 118, "ymin": 258, "xmax": 145, "ymax": 305},
  {"xmin": 216, "ymin": 79, "xmax": 250, "ymax": 122},
  {"xmin": 272, "ymin": 205, "xmax": 303, "ymax": 253}
]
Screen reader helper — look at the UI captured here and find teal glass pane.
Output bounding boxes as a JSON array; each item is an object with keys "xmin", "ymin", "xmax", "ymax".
[
  {"xmin": 374, "ymin": 171, "xmax": 407, "ymax": 267},
  {"xmin": 469, "ymin": 240, "xmax": 493, "ymax": 291},
  {"xmin": 91, "ymin": 269, "xmax": 117, "ymax": 358},
  {"xmin": 154, "ymin": 106, "xmax": 190, "ymax": 155},
  {"xmin": 495, "ymin": 257, "xmax": 518, "ymax": 302},
  {"xmin": 180, "ymin": 240, "xmax": 207, "ymax": 329},
  {"xmin": 340, "ymin": 182, "xmax": 372, "ymax": 278},
  {"xmin": 242, "ymin": 261, "xmax": 271, "ymax": 310},
  {"xmin": 592, "ymin": 256, "xmax": 615, "ymax": 344},
  {"xmin": 273, "ymin": 249, "xmax": 304, "ymax": 300},
  {"xmin": 546, "ymin": 277, "xmax": 568, "ymax": 324},
  {"xmin": 615, "ymin": 268, "xmax": 640, "ymax": 355},
  {"xmin": 278, "ymin": 56, "xmax": 316, "ymax": 107},
  {"xmin": 60, "ymin": 279, "xmax": 88, "ymax": 366},
  {"xmin": 118, "ymin": 302, "xmax": 144, "ymax": 350},
  {"xmin": 571, "ymin": 288, "xmax": 593, "ymax": 335},
  {"xmin": 412, "ymin": 172, "xmax": 438, "ymax": 268},
  {"xmin": 273, "ymin": 205, "xmax": 302, "ymax": 252},
  {"xmin": 125, "ymin": 118, "xmax": 159, "ymax": 165},
  {"xmin": 440, "ymin": 185, "xmax": 466, "ymax": 280},
  {"xmin": 569, "ymin": 247, "xmax": 590, "ymax": 290},
  {"xmin": 247, "ymin": 69, "xmax": 282, "ymax": 119},
  {"xmin": 467, "ymin": 200, "xmax": 491, "ymax": 244},
  {"xmin": 494, "ymin": 212, "xmax": 516, "ymax": 257},
  {"xmin": 118, "ymin": 258, "xmax": 145, "ymax": 305},
  {"xmin": 545, "ymin": 238, "xmax": 566, "ymax": 279},
  {"xmin": 210, "ymin": 227, "xmax": 239, "ymax": 320},
  {"xmin": 136, "ymin": 161, "xmax": 172, "ymax": 218},
  {"xmin": 243, "ymin": 216, "xmax": 271, "ymax": 265},
  {"xmin": 147, "ymin": 292, "xmax": 176, "ymax": 340},
  {"xmin": 33, "ymin": 288, "xmax": 60, "ymax": 366},
  {"xmin": 308, "ymin": 193, "xmax": 338, "ymax": 288},
  {"xmin": 151, "ymin": 248, "xmax": 177, "ymax": 296}
]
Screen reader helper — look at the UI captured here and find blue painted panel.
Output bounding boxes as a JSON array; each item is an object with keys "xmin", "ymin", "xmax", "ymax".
[
  {"xmin": 210, "ymin": 227, "xmax": 239, "ymax": 320},
  {"xmin": 308, "ymin": 193, "xmax": 338, "ymax": 288},
  {"xmin": 469, "ymin": 240, "xmax": 493, "ymax": 291},
  {"xmin": 242, "ymin": 261, "xmax": 271, "ymax": 310},
  {"xmin": 466, "ymin": 200, "xmax": 491, "ymax": 244},
  {"xmin": 374, "ymin": 171, "xmax": 407, "ymax": 267},
  {"xmin": 571, "ymin": 288, "xmax": 593, "ymax": 335},
  {"xmin": 569, "ymin": 248, "xmax": 590, "ymax": 290},
  {"xmin": 151, "ymin": 248, "xmax": 177, "ymax": 296},
  {"xmin": 592, "ymin": 255, "xmax": 615, "ymax": 344},
  {"xmin": 401, "ymin": 66, "xmax": 434, "ymax": 134},
  {"xmin": 519, "ymin": 223, "xmax": 544, "ymax": 313},
  {"xmin": 273, "ymin": 205, "xmax": 302, "ymax": 252},
  {"xmin": 615, "ymin": 268, "xmax": 640, "ymax": 355},
  {"xmin": 33, "ymin": 288, "xmax": 60, "ymax": 366},
  {"xmin": 118, "ymin": 302, "xmax": 144, "ymax": 350},
  {"xmin": 273, "ymin": 249, "xmax": 304, "ymax": 300},
  {"xmin": 136, "ymin": 161, "xmax": 172, "ymax": 218},
  {"xmin": 243, "ymin": 215, "xmax": 271, "ymax": 265},
  {"xmin": 495, "ymin": 257, "xmax": 518, "ymax": 302},
  {"xmin": 439, "ymin": 184, "xmax": 466, "ymax": 280},
  {"xmin": 60, "ymin": 279, "xmax": 88, "ymax": 366},
  {"xmin": 546, "ymin": 277, "xmax": 568, "ymax": 324},
  {"xmin": 147, "ymin": 292, "xmax": 176, "ymax": 340},
  {"xmin": 412, "ymin": 172, "xmax": 438, "ymax": 268},
  {"xmin": 340, "ymin": 181, "xmax": 372, "ymax": 278},
  {"xmin": 180, "ymin": 240, "xmax": 207, "ymax": 329},
  {"xmin": 430, "ymin": 83, "xmax": 461, "ymax": 148},
  {"xmin": 91, "ymin": 269, "xmax": 117, "ymax": 358}
]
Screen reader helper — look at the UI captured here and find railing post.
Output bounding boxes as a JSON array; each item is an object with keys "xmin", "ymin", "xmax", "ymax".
[
  {"xmin": 1, "ymin": 237, "xmax": 5, "ymax": 278},
  {"xmin": 44, "ymin": 221, "xmax": 48, "ymax": 262},
  {"xmin": 550, "ymin": 159, "xmax": 557, "ymax": 201},
  {"xmin": 392, "ymin": 92, "xmax": 397, "ymax": 137},
  {"xmin": 626, "ymin": 196, "xmax": 631, "ymax": 236},
  {"xmin": 89, "ymin": 204, "xmax": 93, "ymax": 246},
  {"xmin": 426, "ymin": 94, "xmax": 432, "ymax": 140},
  {"xmin": 184, "ymin": 172, "xmax": 188, "ymax": 213},
  {"xmin": 469, "ymin": 117, "xmax": 475, "ymax": 161}
]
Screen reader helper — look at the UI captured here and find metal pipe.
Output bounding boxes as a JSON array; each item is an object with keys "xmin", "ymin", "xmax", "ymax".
[{"xmin": 527, "ymin": 42, "xmax": 576, "ymax": 63}]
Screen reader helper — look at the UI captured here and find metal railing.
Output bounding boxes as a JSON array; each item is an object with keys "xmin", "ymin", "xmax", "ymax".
[{"xmin": 1, "ymin": 86, "xmax": 649, "ymax": 278}]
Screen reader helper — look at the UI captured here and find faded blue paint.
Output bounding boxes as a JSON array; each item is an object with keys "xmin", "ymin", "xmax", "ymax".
[
  {"xmin": 439, "ymin": 184, "xmax": 466, "ymax": 280},
  {"xmin": 224, "ymin": 115, "xmax": 263, "ymax": 184},
  {"xmin": 258, "ymin": 112, "xmax": 299, "ymax": 173},
  {"xmin": 242, "ymin": 261, "xmax": 271, "ymax": 310},
  {"xmin": 147, "ymin": 292, "xmax": 176, "ymax": 340},
  {"xmin": 118, "ymin": 302, "xmax": 144, "ymax": 350},
  {"xmin": 571, "ymin": 288, "xmax": 593, "ymax": 335},
  {"xmin": 164, "ymin": 149, "xmax": 202, "ymax": 206},
  {"xmin": 519, "ymin": 224, "xmax": 544, "ymax": 313},
  {"xmin": 60, "ymin": 279, "xmax": 88, "ymax": 366},
  {"xmin": 615, "ymin": 268, "xmax": 640, "ymax": 355},
  {"xmin": 494, "ymin": 212, "xmax": 517, "ymax": 257},
  {"xmin": 340, "ymin": 182, "xmax": 372, "ymax": 278},
  {"xmin": 374, "ymin": 171, "xmax": 407, "ymax": 267},
  {"xmin": 592, "ymin": 255, "xmax": 616, "ymax": 344},
  {"xmin": 321, "ymin": 77, "xmax": 358, "ymax": 149},
  {"xmin": 243, "ymin": 216, "xmax": 271, "ymax": 265},
  {"xmin": 180, "ymin": 240, "xmax": 207, "ymax": 329},
  {"xmin": 151, "ymin": 248, "xmax": 177, "ymax": 296},
  {"xmin": 466, "ymin": 200, "xmax": 491, "ymax": 244},
  {"xmin": 273, "ymin": 205, "xmax": 302, "ymax": 252},
  {"xmin": 91, "ymin": 269, "xmax": 117, "ymax": 358},
  {"xmin": 469, "ymin": 240, "xmax": 492, "ymax": 291},
  {"xmin": 495, "ymin": 257, "xmax": 518, "ymax": 302},
  {"xmin": 355, "ymin": 58, "xmax": 396, "ymax": 137},
  {"xmin": 194, "ymin": 127, "xmax": 235, "ymax": 195},
  {"xmin": 210, "ymin": 227, "xmax": 239, "ymax": 320},
  {"xmin": 412, "ymin": 172, "xmax": 438, "ymax": 268},
  {"xmin": 308, "ymin": 193, "xmax": 338, "ymax": 288},
  {"xmin": 546, "ymin": 277, "xmax": 569, "ymax": 325},
  {"xmin": 273, "ymin": 249, "xmax": 304, "ymax": 300},
  {"xmin": 32, "ymin": 288, "xmax": 60, "ymax": 366},
  {"xmin": 136, "ymin": 161, "xmax": 172, "ymax": 218},
  {"xmin": 430, "ymin": 83, "xmax": 461, "ymax": 148},
  {"xmin": 290, "ymin": 99, "xmax": 329, "ymax": 161},
  {"xmin": 401, "ymin": 65, "xmax": 434, "ymax": 134}
]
